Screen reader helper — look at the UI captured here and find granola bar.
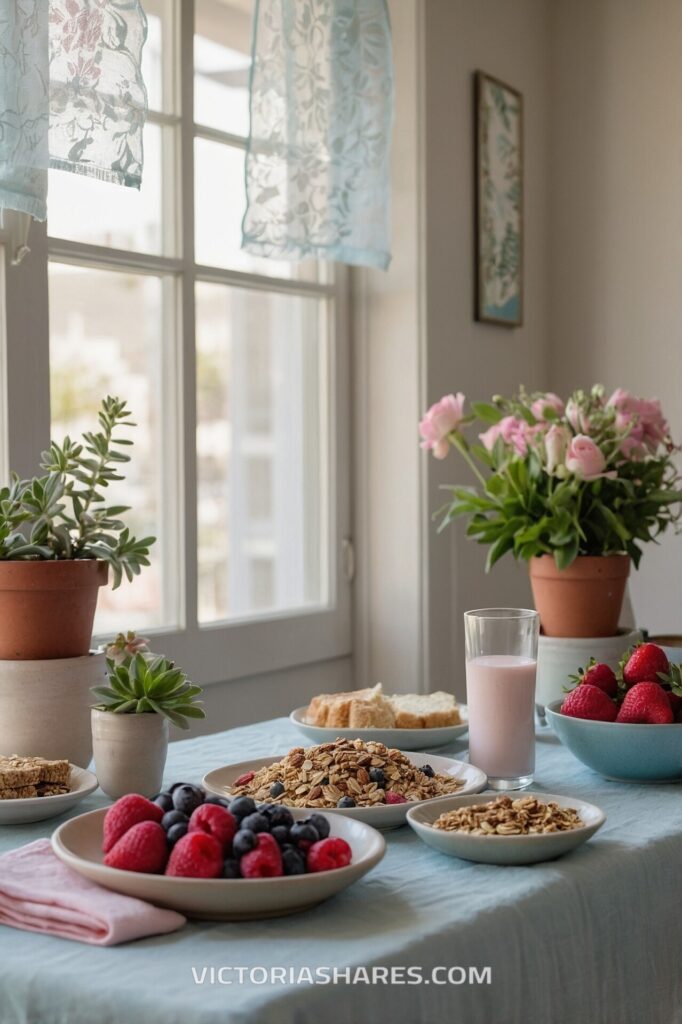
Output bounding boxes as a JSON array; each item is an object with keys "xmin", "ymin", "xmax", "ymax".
[
  {"xmin": 432, "ymin": 796, "xmax": 583, "ymax": 835},
  {"xmin": 0, "ymin": 785, "xmax": 38, "ymax": 800},
  {"xmin": 230, "ymin": 739, "xmax": 463, "ymax": 808},
  {"xmin": 0, "ymin": 755, "xmax": 71, "ymax": 797}
]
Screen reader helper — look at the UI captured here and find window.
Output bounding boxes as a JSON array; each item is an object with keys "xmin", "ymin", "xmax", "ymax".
[{"xmin": 2, "ymin": 0, "xmax": 351, "ymax": 684}]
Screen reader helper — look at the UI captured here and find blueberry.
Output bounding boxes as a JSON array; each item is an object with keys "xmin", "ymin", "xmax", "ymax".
[
  {"xmin": 290, "ymin": 822, "xmax": 319, "ymax": 847},
  {"xmin": 369, "ymin": 768, "xmax": 385, "ymax": 786},
  {"xmin": 153, "ymin": 792, "xmax": 174, "ymax": 813},
  {"xmin": 161, "ymin": 809, "xmax": 189, "ymax": 831},
  {"xmin": 166, "ymin": 822, "xmax": 188, "ymax": 847},
  {"xmin": 223, "ymin": 858, "xmax": 241, "ymax": 878},
  {"xmin": 229, "ymin": 796, "xmax": 257, "ymax": 820},
  {"xmin": 240, "ymin": 812, "xmax": 271, "ymax": 834},
  {"xmin": 270, "ymin": 781, "xmax": 285, "ymax": 797},
  {"xmin": 271, "ymin": 825, "xmax": 290, "ymax": 846},
  {"xmin": 421, "ymin": 764, "xmax": 435, "ymax": 778},
  {"xmin": 268, "ymin": 806, "xmax": 294, "ymax": 829},
  {"xmin": 320, "ymin": 776, "xmax": 329, "ymax": 786},
  {"xmin": 172, "ymin": 784, "xmax": 204, "ymax": 816},
  {"xmin": 307, "ymin": 813, "xmax": 330, "ymax": 839},
  {"xmin": 169, "ymin": 781, "xmax": 194, "ymax": 793},
  {"xmin": 337, "ymin": 796, "xmax": 356, "ymax": 808},
  {"xmin": 233, "ymin": 829, "xmax": 258, "ymax": 857},
  {"xmin": 258, "ymin": 804, "xmax": 279, "ymax": 818},
  {"xmin": 204, "ymin": 795, "xmax": 231, "ymax": 808},
  {"xmin": 282, "ymin": 846, "xmax": 307, "ymax": 875}
]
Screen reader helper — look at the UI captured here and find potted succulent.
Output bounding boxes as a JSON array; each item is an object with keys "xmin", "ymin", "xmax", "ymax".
[
  {"xmin": 91, "ymin": 632, "xmax": 206, "ymax": 799},
  {"xmin": 420, "ymin": 386, "xmax": 681, "ymax": 638},
  {"xmin": 0, "ymin": 395, "xmax": 154, "ymax": 660}
]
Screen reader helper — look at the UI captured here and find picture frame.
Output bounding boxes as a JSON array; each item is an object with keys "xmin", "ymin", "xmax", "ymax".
[{"xmin": 474, "ymin": 71, "xmax": 523, "ymax": 327}]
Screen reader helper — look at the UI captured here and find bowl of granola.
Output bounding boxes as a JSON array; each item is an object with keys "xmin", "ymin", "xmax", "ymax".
[
  {"xmin": 407, "ymin": 793, "xmax": 605, "ymax": 864},
  {"xmin": 203, "ymin": 740, "xmax": 487, "ymax": 830}
]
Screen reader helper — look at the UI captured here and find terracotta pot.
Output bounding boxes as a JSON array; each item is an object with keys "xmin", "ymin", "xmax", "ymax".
[
  {"xmin": 529, "ymin": 554, "xmax": 630, "ymax": 638},
  {"xmin": 0, "ymin": 560, "xmax": 108, "ymax": 659},
  {"xmin": 0, "ymin": 652, "xmax": 105, "ymax": 766},
  {"xmin": 91, "ymin": 708, "xmax": 169, "ymax": 800}
]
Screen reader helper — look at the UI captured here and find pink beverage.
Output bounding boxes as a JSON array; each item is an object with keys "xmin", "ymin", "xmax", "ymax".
[{"xmin": 466, "ymin": 655, "xmax": 537, "ymax": 781}]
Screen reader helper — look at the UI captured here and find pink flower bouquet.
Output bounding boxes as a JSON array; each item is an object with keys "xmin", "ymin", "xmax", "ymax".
[{"xmin": 419, "ymin": 386, "xmax": 681, "ymax": 570}]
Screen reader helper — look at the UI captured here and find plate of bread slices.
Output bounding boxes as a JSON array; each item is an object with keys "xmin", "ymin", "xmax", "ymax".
[{"xmin": 290, "ymin": 684, "xmax": 468, "ymax": 750}]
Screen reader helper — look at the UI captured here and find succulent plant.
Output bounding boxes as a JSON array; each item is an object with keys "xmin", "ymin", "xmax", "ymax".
[
  {"xmin": 92, "ymin": 650, "xmax": 205, "ymax": 730},
  {"xmin": 0, "ymin": 395, "xmax": 155, "ymax": 587},
  {"xmin": 104, "ymin": 630, "xmax": 151, "ymax": 665}
]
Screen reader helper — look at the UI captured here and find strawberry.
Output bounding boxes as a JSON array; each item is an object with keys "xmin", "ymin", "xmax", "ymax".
[
  {"xmin": 104, "ymin": 821, "xmax": 168, "ymax": 873},
  {"xmin": 240, "ymin": 833, "xmax": 283, "ymax": 878},
  {"xmin": 667, "ymin": 692, "xmax": 682, "ymax": 720},
  {"xmin": 568, "ymin": 659, "xmax": 618, "ymax": 698},
  {"xmin": 560, "ymin": 684, "xmax": 617, "ymax": 721},
  {"xmin": 188, "ymin": 804, "xmax": 237, "ymax": 852},
  {"xmin": 616, "ymin": 681, "xmax": 674, "ymax": 724},
  {"xmin": 102, "ymin": 794, "xmax": 164, "ymax": 853},
  {"xmin": 165, "ymin": 832, "xmax": 223, "ymax": 878},
  {"xmin": 621, "ymin": 643, "xmax": 670, "ymax": 688}
]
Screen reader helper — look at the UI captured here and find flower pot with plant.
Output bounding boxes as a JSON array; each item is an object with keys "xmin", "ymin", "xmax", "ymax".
[
  {"xmin": 0, "ymin": 396, "xmax": 155, "ymax": 660},
  {"xmin": 91, "ymin": 633, "xmax": 206, "ymax": 799},
  {"xmin": 420, "ymin": 386, "xmax": 681, "ymax": 638}
]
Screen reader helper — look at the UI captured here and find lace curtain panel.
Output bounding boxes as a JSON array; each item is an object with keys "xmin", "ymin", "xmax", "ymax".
[
  {"xmin": 241, "ymin": 0, "xmax": 394, "ymax": 270},
  {"xmin": 0, "ymin": 0, "xmax": 147, "ymax": 220}
]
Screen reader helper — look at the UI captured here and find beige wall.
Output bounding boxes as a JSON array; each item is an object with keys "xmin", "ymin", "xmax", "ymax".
[{"xmin": 549, "ymin": 0, "xmax": 682, "ymax": 633}]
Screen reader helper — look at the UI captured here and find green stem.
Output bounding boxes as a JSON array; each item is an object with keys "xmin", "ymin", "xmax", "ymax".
[{"xmin": 451, "ymin": 433, "xmax": 489, "ymax": 490}]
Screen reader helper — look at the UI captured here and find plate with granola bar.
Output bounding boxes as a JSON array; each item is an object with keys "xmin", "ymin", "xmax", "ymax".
[
  {"xmin": 0, "ymin": 757, "xmax": 98, "ymax": 824},
  {"xmin": 203, "ymin": 740, "xmax": 487, "ymax": 830},
  {"xmin": 291, "ymin": 684, "xmax": 469, "ymax": 750}
]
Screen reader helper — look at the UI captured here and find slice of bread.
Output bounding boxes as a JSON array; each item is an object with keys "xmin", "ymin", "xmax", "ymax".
[
  {"xmin": 305, "ymin": 684, "xmax": 384, "ymax": 727},
  {"xmin": 389, "ymin": 692, "xmax": 461, "ymax": 729},
  {"xmin": 348, "ymin": 691, "xmax": 395, "ymax": 729}
]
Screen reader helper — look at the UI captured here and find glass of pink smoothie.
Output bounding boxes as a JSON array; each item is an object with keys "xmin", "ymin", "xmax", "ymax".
[{"xmin": 464, "ymin": 608, "xmax": 539, "ymax": 790}]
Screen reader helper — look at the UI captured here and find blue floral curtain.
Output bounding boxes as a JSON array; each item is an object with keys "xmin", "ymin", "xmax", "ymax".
[
  {"xmin": 0, "ymin": 0, "xmax": 147, "ymax": 221},
  {"xmin": 241, "ymin": 0, "xmax": 394, "ymax": 270}
]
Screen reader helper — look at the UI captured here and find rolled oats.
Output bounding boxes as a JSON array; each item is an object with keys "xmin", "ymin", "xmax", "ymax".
[{"xmin": 432, "ymin": 796, "xmax": 583, "ymax": 835}]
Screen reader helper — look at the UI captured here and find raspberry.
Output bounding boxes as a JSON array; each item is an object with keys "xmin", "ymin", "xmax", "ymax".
[
  {"xmin": 104, "ymin": 821, "xmax": 168, "ymax": 874},
  {"xmin": 560, "ymin": 684, "xmax": 617, "ymax": 722},
  {"xmin": 307, "ymin": 837, "xmax": 352, "ymax": 872},
  {"xmin": 188, "ymin": 804, "xmax": 237, "ymax": 852},
  {"xmin": 385, "ymin": 791, "xmax": 407, "ymax": 804},
  {"xmin": 165, "ymin": 832, "xmax": 224, "ymax": 878},
  {"xmin": 102, "ymin": 794, "xmax": 164, "ymax": 853},
  {"xmin": 240, "ymin": 833, "xmax": 283, "ymax": 878}
]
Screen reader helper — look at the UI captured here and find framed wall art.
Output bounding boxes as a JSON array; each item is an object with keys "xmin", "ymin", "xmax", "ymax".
[{"xmin": 475, "ymin": 71, "xmax": 523, "ymax": 327}]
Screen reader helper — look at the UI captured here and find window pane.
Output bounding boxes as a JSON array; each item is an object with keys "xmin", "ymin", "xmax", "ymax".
[
  {"xmin": 194, "ymin": 138, "xmax": 320, "ymax": 282},
  {"xmin": 196, "ymin": 282, "xmax": 328, "ymax": 623},
  {"xmin": 48, "ymin": 263, "xmax": 179, "ymax": 635},
  {"xmin": 142, "ymin": 0, "xmax": 176, "ymax": 114},
  {"xmin": 48, "ymin": 123, "xmax": 174, "ymax": 256},
  {"xmin": 194, "ymin": 0, "xmax": 252, "ymax": 136}
]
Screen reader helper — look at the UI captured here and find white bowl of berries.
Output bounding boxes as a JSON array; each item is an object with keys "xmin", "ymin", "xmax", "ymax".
[
  {"xmin": 546, "ymin": 643, "xmax": 682, "ymax": 782},
  {"xmin": 51, "ymin": 784, "xmax": 386, "ymax": 920}
]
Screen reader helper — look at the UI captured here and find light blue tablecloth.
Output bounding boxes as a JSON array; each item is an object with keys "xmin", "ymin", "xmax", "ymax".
[{"xmin": 1, "ymin": 717, "xmax": 681, "ymax": 1024}]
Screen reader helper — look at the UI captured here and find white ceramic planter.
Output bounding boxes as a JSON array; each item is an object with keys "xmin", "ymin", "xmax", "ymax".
[
  {"xmin": 0, "ymin": 652, "xmax": 105, "ymax": 766},
  {"xmin": 91, "ymin": 708, "xmax": 169, "ymax": 799},
  {"xmin": 536, "ymin": 628, "xmax": 642, "ymax": 713}
]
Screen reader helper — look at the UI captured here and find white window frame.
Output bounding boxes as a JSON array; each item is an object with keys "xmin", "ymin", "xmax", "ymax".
[{"xmin": 0, "ymin": 0, "xmax": 352, "ymax": 686}]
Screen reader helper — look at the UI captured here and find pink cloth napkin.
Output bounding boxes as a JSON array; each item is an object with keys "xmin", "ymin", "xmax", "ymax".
[{"xmin": 0, "ymin": 839, "xmax": 186, "ymax": 945}]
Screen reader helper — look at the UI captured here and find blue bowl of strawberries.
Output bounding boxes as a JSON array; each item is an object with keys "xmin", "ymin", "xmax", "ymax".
[{"xmin": 546, "ymin": 643, "xmax": 682, "ymax": 782}]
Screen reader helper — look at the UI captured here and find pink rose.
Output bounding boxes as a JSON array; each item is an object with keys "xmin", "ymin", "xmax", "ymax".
[
  {"xmin": 565, "ymin": 398, "xmax": 590, "ymax": 434},
  {"xmin": 479, "ymin": 423, "xmax": 501, "ymax": 452},
  {"xmin": 544, "ymin": 424, "xmax": 569, "ymax": 474},
  {"xmin": 565, "ymin": 435, "xmax": 610, "ymax": 480},
  {"xmin": 531, "ymin": 392, "xmax": 564, "ymax": 421},
  {"xmin": 608, "ymin": 389, "xmax": 669, "ymax": 455},
  {"xmin": 419, "ymin": 393, "xmax": 465, "ymax": 459},
  {"xmin": 499, "ymin": 415, "xmax": 531, "ymax": 456},
  {"xmin": 636, "ymin": 398, "xmax": 669, "ymax": 452}
]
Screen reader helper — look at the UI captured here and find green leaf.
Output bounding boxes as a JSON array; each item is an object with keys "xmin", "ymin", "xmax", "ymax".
[{"xmin": 471, "ymin": 401, "xmax": 503, "ymax": 424}]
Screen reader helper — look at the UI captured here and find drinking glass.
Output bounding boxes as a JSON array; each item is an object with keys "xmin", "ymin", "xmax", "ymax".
[{"xmin": 464, "ymin": 608, "xmax": 539, "ymax": 790}]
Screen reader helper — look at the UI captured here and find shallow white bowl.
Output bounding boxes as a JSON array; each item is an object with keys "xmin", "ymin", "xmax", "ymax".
[
  {"xmin": 289, "ymin": 706, "xmax": 469, "ymax": 749},
  {"xmin": 0, "ymin": 765, "xmax": 98, "ymax": 825},
  {"xmin": 407, "ymin": 792, "xmax": 606, "ymax": 865},
  {"xmin": 52, "ymin": 807, "xmax": 385, "ymax": 920},
  {"xmin": 203, "ymin": 751, "xmax": 487, "ymax": 831}
]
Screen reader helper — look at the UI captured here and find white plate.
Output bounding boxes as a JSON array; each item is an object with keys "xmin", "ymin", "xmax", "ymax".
[
  {"xmin": 289, "ymin": 705, "xmax": 469, "ymax": 750},
  {"xmin": 52, "ymin": 807, "xmax": 385, "ymax": 920},
  {"xmin": 0, "ymin": 765, "xmax": 98, "ymax": 825},
  {"xmin": 407, "ymin": 792, "xmax": 606, "ymax": 865},
  {"xmin": 203, "ymin": 751, "xmax": 487, "ymax": 831}
]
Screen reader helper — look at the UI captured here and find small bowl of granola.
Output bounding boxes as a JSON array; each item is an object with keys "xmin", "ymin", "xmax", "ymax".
[
  {"xmin": 407, "ymin": 793, "xmax": 605, "ymax": 864},
  {"xmin": 203, "ymin": 740, "xmax": 487, "ymax": 830}
]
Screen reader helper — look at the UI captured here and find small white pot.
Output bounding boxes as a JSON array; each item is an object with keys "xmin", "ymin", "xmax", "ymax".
[
  {"xmin": 91, "ymin": 708, "xmax": 169, "ymax": 800},
  {"xmin": 0, "ymin": 652, "xmax": 105, "ymax": 766},
  {"xmin": 536, "ymin": 628, "xmax": 642, "ymax": 713}
]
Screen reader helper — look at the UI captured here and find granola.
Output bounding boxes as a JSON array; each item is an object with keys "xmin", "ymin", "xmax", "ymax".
[
  {"xmin": 229, "ymin": 739, "xmax": 463, "ymax": 808},
  {"xmin": 0, "ymin": 755, "xmax": 71, "ymax": 799},
  {"xmin": 432, "ymin": 795, "xmax": 583, "ymax": 835}
]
